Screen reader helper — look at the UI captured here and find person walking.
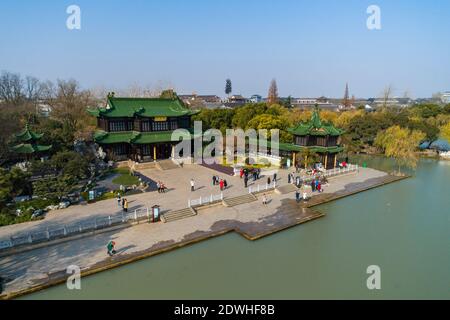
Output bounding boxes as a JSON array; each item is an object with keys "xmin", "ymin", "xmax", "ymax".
[
  {"xmin": 295, "ymin": 189, "xmax": 300, "ymax": 202},
  {"xmin": 244, "ymin": 176, "xmax": 248, "ymax": 188},
  {"xmin": 223, "ymin": 179, "xmax": 228, "ymax": 189},
  {"xmin": 107, "ymin": 240, "xmax": 116, "ymax": 256},
  {"xmin": 262, "ymin": 194, "xmax": 268, "ymax": 205},
  {"xmin": 156, "ymin": 181, "xmax": 161, "ymax": 193},
  {"xmin": 123, "ymin": 199, "xmax": 128, "ymax": 212},
  {"xmin": 161, "ymin": 182, "xmax": 166, "ymax": 193},
  {"xmin": 116, "ymin": 193, "xmax": 121, "ymax": 207},
  {"xmin": 212, "ymin": 175, "xmax": 216, "ymax": 186},
  {"xmin": 288, "ymin": 173, "xmax": 292, "ymax": 184},
  {"xmin": 317, "ymin": 182, "xmax": 322, "ymax": 193},
  {"xmin": 303, "ymin": 190, "xmax": 308, "ymax": 202},
  {"xmin": 219, "ymin": 179, "xmax": 224, "ymax": 191},
  {"xmin": 121, "ymin": 197, "xmax": 125, "ymax": 209},
  {"xmin": 239, "ymin": 168, "xmax": 244, "ymax": 179},
  {"xmin": 267, "ymin": 176, "xmax": 271, "ymax": 186},
  {"xmin": 273, "ymin": 172, "xmax": 277, "ymax": 182},
  {"xmin": 190, "ymin": 178, "xmax": 195, "ymax": 192}
]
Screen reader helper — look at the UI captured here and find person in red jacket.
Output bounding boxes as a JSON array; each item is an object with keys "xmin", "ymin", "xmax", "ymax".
[{"xmin": 219, "ymin": 179, "xmax": 224, "ymax": 191}]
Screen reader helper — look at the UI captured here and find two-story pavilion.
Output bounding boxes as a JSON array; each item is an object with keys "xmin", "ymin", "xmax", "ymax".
[
  {"xmin": 286, "ymin": 107, "xmax": 344, "ymax": 169},
  {"xmin": 88, "ymin": 94, "xmax": 199, "ymax": 162},
  {"xmin": 254, "ymin": 107, "xmax": 344, "ymax": 169}
]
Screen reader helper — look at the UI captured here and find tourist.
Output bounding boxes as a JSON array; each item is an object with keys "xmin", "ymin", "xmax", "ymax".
[
  {"xmin": 121, "ymin": 197, "xmax": 125, "ymax": 209},
  {"xmin": 156, "ymin": 181, "xmax": 161, "ymax": 193},
  {"xmin": 295, "ymin": 189, "xmax": 300, "ymax": 202},
  {"xmin": 296, "ymin": 176, "xmax": 301, "ymax": 187},
  {"xmin": 223, "ymin": 179, "xmax": 228, "ymax": 189},
  {"xmin": 190, "ymin": 178, "xmax": 195, "ymax": 191},
  {"xmin": 267, "ymin": 176, "xmax": 271, "ymax": 186},
  {"xmin": 161, "ymin": 182, "xmax": 166, "ymax": 193},
  {"xmin": 219, "ymin": 179, "xmax": 224, "ymax": 191},
  {"xmin": 244, "ymin": 176, "xmax": 248, "ymax": 188},
  {"xmin": 262, "ymin": 194, "xmax": 268, "ymax": 205},
  {"xmin": 239, "ymin": 168, "xmax": 244, "ymax": 179},
  {"xmin": 257, "ymin": 168, "xmax": 261, "ymax": 179},
  {"xmin": 273, "ymin": 172, "xmax": 277, "ymax": 182},
  {"xmin": 106, "ymin": 240, "xmax": 116, "ymax": 256},
  {"xmin": 123, "ymin": 199, "xmax": 128, "ymax": 212},
  {"xmin": 317, "ymin": 182, "xmax": 322, "ymax": 193},
  {"xmin": 212, "ymin": 175, "xmax": 216, "ymax": 186},
  {"xmin": 303, "ymin": 191, "xmax": 308, "ymax": 202},
  {"xmin": 116, "ymin": 194, "xmax": 121, "ymax": 206},
  {"xmin": 311, "ymin": 180, "xmax": 316, "ymax": 192},
  {"xmin": 288, "ymin": 173, "xmax": 291, "ymax": 184}
]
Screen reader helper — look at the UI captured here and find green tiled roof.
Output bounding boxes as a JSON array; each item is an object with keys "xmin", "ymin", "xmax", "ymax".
[
  {"xmin": 15, "ymin": 124, "xmax": 44, "ymax": 142},
  {"xmin": 94, "ymin": 129, "xmax": 200, "ymax": 145},
  {"xmin": 12, "ymin": 143, "xmax": 52, "ymax": 154},
  {"xmin": 87, "ymin": 96, "xmax": 199, "ymax": 118},
  {"xmin": 288, "ymin": 107, "xmax": 344, "ymax": 136}
]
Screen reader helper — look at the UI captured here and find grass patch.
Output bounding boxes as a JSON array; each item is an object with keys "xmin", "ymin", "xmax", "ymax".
[{"xmin": 112, "ymin": 169, "xmax": 140, "ymax": 186}]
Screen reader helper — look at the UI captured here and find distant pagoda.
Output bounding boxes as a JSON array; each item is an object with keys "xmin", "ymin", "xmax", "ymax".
[{"xmin": 11, "ymin": 124, "xmax": 52, "ymax": 158}]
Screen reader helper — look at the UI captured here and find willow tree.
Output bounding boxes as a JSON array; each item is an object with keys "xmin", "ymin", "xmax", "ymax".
[
  {"xmin": 375, "ymin": 125, "xmax": 425, "ymax": 174},
  {"xmin": 441, "ymin": 122, "xmax": 450, "ymax": 142}
]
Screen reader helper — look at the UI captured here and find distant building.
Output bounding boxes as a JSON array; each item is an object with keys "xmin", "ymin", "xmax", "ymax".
[
  {"xmin": 292, "ymin": 97, "xmax": 340, "ymax": 111},
  {"xmin": 179, "ymin": 94, "xmax": 222, "ymax": 108},
  {"xmin": 225, "ymin": 95, "xmax": 248, "ymax": 108},
  {"xmin": 249, "ymin": 94, "xmax": 262, "ymax": 103},
  {"xmin": 440, "ymin": 92, "xmax": 450, "ymax": 104}
]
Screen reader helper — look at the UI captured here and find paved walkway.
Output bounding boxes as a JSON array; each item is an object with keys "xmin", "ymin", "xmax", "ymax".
[
  {"xmin": 0, "ymin": 167, "xmax": 395, "ymax": 298},
  {"xmin": 0, "ymin": 164, "xmax": 293, "ymax": 238}
]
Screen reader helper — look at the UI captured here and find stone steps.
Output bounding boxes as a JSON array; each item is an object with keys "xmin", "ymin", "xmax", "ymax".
[
  {"xmin": 161, "ymin": 207, "xmax": 197, "ymax": 223},
  {"xmin": 222, "ymin": 193, "xmax": 257, "ymax": 207},
  {"xmin": 156, "ymin": 159, "xmax": 179, "ymax": 171}
]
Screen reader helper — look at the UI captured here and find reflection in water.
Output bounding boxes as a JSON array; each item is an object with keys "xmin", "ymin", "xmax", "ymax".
[{"xmin": 22, "ymin": 157, "xmax": 450, "ymax": 300}]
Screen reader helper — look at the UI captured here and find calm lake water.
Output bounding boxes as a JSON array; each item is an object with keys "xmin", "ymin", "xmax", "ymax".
[{"xmin": 23, "ymin": 156, "xmax": 450, "ymax": 299}]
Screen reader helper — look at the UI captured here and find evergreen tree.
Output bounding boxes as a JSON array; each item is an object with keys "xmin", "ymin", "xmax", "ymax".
[{"xmin": 225, "ymin": 79, "xmax": 232, "ymax": 96}]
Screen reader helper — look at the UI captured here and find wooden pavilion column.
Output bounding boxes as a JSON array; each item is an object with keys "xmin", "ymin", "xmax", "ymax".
[
  {"xmin": 334, "ymin": 154, "xmax": 337, "ymax": 168},
  {"xmin": 324, "ymin": 154, "xmax": 328, "ymax": 169},
  {"xmin": 304, "ymin": 155, "xmax": 308, "ymax": 169},
  {"xmin": 292, "ymin": 152, "xmax": 296, "ymax": 167},
  {"xmin": 153, "ymin": 145, "xmax": 157, "ymax": 161}
]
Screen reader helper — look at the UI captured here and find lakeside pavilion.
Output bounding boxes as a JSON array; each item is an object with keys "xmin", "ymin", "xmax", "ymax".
[
  {"xmin": 284, "ymin": 107, "xmax": 344, "ymax": 169},
  {"xmin": 88, "ymin": 94, "xmax": 199, "ymax": 162},
  {"xmin": 250, "ymin": 107, "xmax": 344, "ymax": 169},
  {"xmin": 11, "ymin": 124, "xmax": 52, "ymax": 160}
]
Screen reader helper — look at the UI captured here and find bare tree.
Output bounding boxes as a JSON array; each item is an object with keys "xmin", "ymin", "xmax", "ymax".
[
  {"xmin": 0, "ymin": 71, "xmax": 24, "ymax": 105},
  {"xmin": 381, "ymin": 85, "xmax": 394, "ymax": 109}
]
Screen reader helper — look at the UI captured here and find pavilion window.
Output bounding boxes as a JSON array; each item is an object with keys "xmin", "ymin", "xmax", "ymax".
[
  {"xmin": 317, "ymin": 137, "xmax": 327, "ymax": 146},
  {"xmin": 141, "ymin": 121, "xmax": 152, "ymax": 132},
  {"xmin": 112, "ymin": 144, "xmax": 127, "ymax": 155},
  {"xmin": 109, "ymin": 121, "xmax": 127, "ymax": 132},
  {"xmin": 328, "ymin": 136, "xmax": 337, "ymax": 146},
  {"xmin": 170, "ymin": 119, "xmax": 178, "ymax": 130},
  {"xmin": 152, "ymin": 121, "xmax": 169, "ymax": 131},
  {"xmin": 142, "ymin": 144, "xmax": 152, "ymax": 155},
  {"xmin": 295, "ymin": 136, "xmax": 308, "ymax": 146}
]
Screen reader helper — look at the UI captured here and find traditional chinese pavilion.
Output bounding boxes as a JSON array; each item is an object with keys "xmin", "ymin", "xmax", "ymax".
[
  {"xmin": 88, "ymin": 94, "xmax": 199, "ymax": 161},
  {"xmin": 11, "ymin": 124, "xmax": 52, "ymax": 159},
  {"xmin": 285, "ymin": 106, "xmax": 344, "ymax": 169}
]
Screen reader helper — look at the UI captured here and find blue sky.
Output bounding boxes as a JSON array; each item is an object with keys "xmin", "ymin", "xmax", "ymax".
[{"xmin": 0, "ymin": 0, "xmax": 449, "ymax": 98}]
